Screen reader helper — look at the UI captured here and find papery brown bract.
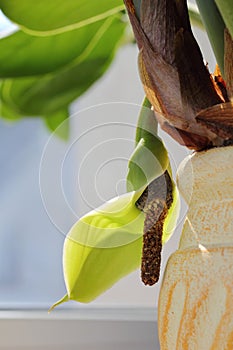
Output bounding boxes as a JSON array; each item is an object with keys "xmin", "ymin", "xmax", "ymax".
[
  {"xmin": 225, "ymin": 29, "xmax": 233, "ymax": 99},
  {"xmin": 196, "ymin": 102, "xmax": 233, "ymax": 140},
  {"xmin": 124, "ymin": 0, "xmax": 226, "ymax": 150}
]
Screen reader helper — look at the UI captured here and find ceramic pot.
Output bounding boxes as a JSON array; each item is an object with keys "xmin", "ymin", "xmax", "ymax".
[{"xmin": 158, "ymin": 146, "xmax": 233, "ymax": 350}]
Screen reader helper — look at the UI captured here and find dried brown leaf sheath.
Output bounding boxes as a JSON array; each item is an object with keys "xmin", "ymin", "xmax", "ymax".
[
  {"xmin": 225, "ymin": 29, "xmax": 233, "ymax": 99},
  {"xmin": 124, "ymin": 0, "xmax": 226, "ymax": 150},
  {"xmin": 196, "ymin": 102, "xmax": 233, "ymax": 140},
  {"xmin": 197, "ymin": 31, "xmax": 233, "ymax": 142},
  {"xmin": 136, "ymin": 171, "xmax": 173, "ymax": 286}
]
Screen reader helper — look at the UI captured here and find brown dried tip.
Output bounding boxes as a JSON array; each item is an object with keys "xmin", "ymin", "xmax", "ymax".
[
  {"xmin": 124, "ymin": 0, "xmax": 228, "ymax": 150},
  {"xmin": 214, "ymin": 65, "xmax": 229, "ymax": 102},
  {"xmin": 136, "ymin": 171, "xmax": 173, "ymax": 286}
]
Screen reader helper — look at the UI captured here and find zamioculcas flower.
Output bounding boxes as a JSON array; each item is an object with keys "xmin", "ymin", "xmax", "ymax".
[
  {"xmin": 50, "ymin": 100, "xmax": 179, "ymax": 310},
  {"xmin": 50, "ymin": 0, "xmax": 233, "ymax": 311}
]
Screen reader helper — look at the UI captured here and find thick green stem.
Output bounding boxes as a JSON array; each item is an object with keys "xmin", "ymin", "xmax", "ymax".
[{"xmin": 135, "ymin": 97, "xmax": 157, "ymax": 146}]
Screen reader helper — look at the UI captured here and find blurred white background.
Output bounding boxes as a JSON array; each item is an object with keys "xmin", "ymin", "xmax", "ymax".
[{"xmin": 0, "ymin": 6, "xmax": 216, "ymax": 309}]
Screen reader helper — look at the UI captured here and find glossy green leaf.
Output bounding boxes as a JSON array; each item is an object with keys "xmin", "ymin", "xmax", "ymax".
[
  {"xmin": 44, "ymin": 109, "xmax": 69, "ymax": 140},
  {"xmin": 1, "ymin": 16, "xmax": 125, "ymax": 116},
  {"xmin": 0, "ymin": 0, "xmax": 124, "ymax": 35},
  {"xmin": 215, "ymin": 0, "xmax": 233, "ymax": 40},
  {"xmin": 0, "ymin": 19, "xmax": 116, "ymax": 78},
  {"xmin": 127, "ymin": 98, "xmax": 169, "ymax": 191},
  {"xmin": 196, "ymin": 0, "xmax": 225, "ymax": 74},
  {"xmin": 0, "ymin": 93, "xmax": 69, "ymax": 139}
]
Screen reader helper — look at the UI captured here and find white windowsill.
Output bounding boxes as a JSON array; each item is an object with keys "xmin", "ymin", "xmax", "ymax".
[{"xmin": 0, "ymin": 307, "xmax": 160, "ymax": 350}]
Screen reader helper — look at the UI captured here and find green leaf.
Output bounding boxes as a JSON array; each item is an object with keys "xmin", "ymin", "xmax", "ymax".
[
  {"xmin": 0, "ymin": 100, "xmax": 22, "ymax": 120},
  {"xmin": 0, "ymin": 0, "xmax": 124, "ymax": 35},
  {"xmin": 50, "ymin": 191, "xmax": 145, "ymax": 307},
  {"xmin": 0, "ymin": 19, "xmax": 117, "ymax": 78},
  {"xmin": 188, "ymin": 3, "xmax": 204, "ymax": 30},
  {"xmin": 44, "ymin": 109, "xmax": 69, "ymax": 140},
  {"xmin": 1, "ymin": 16, "xmax": 125, "ymax": 116},
  {"xmin": 215, "ymin": 0, "xmax": 233, "ymax": 40},
  {"xmin": 195, "ymin": 0, "xmax": 225, "ymax": 74},
  {"xmin": 127, "ymin": 98, "xmax": 169, "ymax": 191}
]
